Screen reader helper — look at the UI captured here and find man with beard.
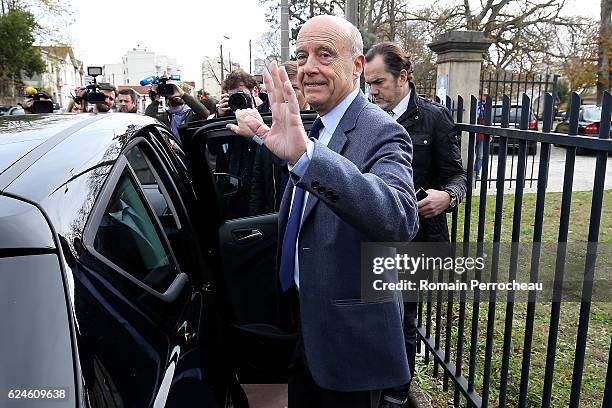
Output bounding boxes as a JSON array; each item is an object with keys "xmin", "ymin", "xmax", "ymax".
[
  {"xmin": 365, "ymin": 41, "xmax": 466, "ymax": 393},
  {"xmin": 145, "ymin": 82, "xmax": 210, "ymax": 142},
  {"xmin": 117, "ymin": 89, "xmax": 139, "ymax": 113},
  {"xmin": 94, "ymin": 83, "xmax": 117, "ymax": 113}
]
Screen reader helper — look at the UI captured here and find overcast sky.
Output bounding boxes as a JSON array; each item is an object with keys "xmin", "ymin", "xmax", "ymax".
[{"xmin": 67, "ymin": 0, "xmax": 602, "ymax": 90}]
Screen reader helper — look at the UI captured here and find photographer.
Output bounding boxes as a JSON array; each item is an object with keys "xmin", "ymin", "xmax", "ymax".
[
  {"xmin": 21, "ymin": 88, "xmax": 53, "ymax": 114},
  {"xmin": 145, "ymin": 83, "xmax": 209, "ymax": 140},
  {"xmin": 216, "ymin": 69, "xmax": 269, "ymax": 117},
  {"xmin": 94, "ymin": 83, "xmax": 117, "ymax": 113},
  {"xmin": 117, "ymin": 89, "xmax": 139, "ymax": 113},
  {"xmin": 67, "ymin": 87, "xmax": 87, "ymax": 113}
]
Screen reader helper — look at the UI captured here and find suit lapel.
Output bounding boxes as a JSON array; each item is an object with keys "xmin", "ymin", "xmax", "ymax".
[{"xmin": 300, "ymin": 91, "xmax": 367, "ymax": 225}]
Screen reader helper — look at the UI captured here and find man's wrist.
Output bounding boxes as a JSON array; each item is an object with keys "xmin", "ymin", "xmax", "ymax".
[
  {"xmin": 289, "ymin": 148, "xmax": 307, "ymax": 166},
  {"xmin": 444, "ymin": 189, "xmax": 457, "ymax": 210}
]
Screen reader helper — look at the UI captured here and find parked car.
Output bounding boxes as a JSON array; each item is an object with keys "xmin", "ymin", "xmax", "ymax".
[
  {"xmin": 554, "ymin": 104, "xmax": 612, "ymax": 154},
  {"xmin": 0, "ymin": 112, "xmax": 316, "ymax": 407},
  {"xmin": 485, "ymin": 103, "xmax": 538, "ymax": 155},
  {"xmin": 554, "ymin": 109, "xmax": 567, "ymax": 121},
  {"xmin": 0, "ymin": 105, "xmax": 25, "ymax": 116}
]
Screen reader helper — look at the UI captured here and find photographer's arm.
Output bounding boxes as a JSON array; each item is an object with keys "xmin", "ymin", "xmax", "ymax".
[
  {"xmin": 145, "ymin": 98, "xmax": 159, "ymax": 118},
  {"xmin": 182, "ymin": 93, "xmax": 210, "ymax": 120}
]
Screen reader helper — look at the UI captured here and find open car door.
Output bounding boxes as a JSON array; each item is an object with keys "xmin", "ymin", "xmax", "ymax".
[{"xmin": 181, "ymin": 112, "xmax": 318, "ymax": 384}]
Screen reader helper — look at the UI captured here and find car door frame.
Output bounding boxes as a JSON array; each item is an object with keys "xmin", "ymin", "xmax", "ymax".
[
  {"xmin": 180, "ymin": 113, "xmax": 318, "ymax": 383},
  {"xmin": 80, "ymin": 132, "xmax": 225, "ymax": 406}
]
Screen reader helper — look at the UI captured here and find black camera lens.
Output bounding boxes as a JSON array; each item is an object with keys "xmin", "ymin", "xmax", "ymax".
[
  {"xmin": 74, "ymin": 96, "xmax": 83, "ymax": 103},
  {"xmin": 228, "ymin": 92, "xmax": 252, "ymax": 113}
]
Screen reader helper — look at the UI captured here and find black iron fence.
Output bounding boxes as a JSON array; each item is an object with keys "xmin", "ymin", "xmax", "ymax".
[
  {"xmin": 480, "ymin": 70, "xmax": 560, "ymax": 121},
  {"xmin": 417, "ymin": 91, "xmax": 612, "ymax": 407}
]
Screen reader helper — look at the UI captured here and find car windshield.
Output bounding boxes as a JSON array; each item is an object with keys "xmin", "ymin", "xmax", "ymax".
[
  {"xmin": 583, "ymin": 106, "xmax": 602, "ymax": 122},
  {"xmin": 493, "ymin": 107, "xmax": 534, "ymax": 123}
]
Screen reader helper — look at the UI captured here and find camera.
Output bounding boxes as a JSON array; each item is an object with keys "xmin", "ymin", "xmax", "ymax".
[
  {"xmin": 140, "ymin": 74, "xmax": 181, "ymax": 97},
  {"xmin": 228, "ymin": 90, "xmax": 253, "ymax": 113},
  {"xmin": 23, "ymin": 87, "xmax": 54, "ymax": 113},
  {"xmin": 84, "ymin": 66, "xmax": 107, "ymax": 104}
]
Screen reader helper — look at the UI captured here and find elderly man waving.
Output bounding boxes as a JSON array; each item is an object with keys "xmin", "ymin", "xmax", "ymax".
[{"xmin": 227, "ymin": 15, "xmax": 419, "ymax": 408}]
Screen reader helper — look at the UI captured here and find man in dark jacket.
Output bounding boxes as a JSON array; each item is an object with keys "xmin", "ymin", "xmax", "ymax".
[
  {"xmin": 365, "ymin": 41, "xmax": 467, "ymax": 384},
  {"xmin": 145, "ymin": 83, "xmax": 209, "ymax": 143}
]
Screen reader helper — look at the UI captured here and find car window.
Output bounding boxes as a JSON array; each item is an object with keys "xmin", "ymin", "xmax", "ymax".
[
  {"xmin": 197, "ymin": 113, "xmax": 317, "ymax": 220},
  {"xmin": 582, "ymin": 106, "xmax": 602, "ymax": 122},
  {"xmin": 493, "ymin": 107, "xmax": 535, "ymax": 123},
  {"xmin": 125, "ymin": 144, "xmax": 191, "ymax": 272},
  {"xmin": 93, "ymin": 166, "xmax": 177, "ymax": 293},
  {"xmin": 209, "ymin": 135, "xmax": 262, "ymax": 219}
]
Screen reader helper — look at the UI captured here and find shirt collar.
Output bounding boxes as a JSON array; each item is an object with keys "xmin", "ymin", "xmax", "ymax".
[
  {"xmin": 391, "ymin": 89, "xmax": 411, "ymax": 118},
  {"xmin": 319, "ymin": 87, "xmax": 360, "ymax": 134}
]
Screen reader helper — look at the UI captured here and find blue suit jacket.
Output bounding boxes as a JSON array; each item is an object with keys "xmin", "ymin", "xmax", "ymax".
[{"xmin": 278, "ymin": 91, "xmax": 419, "ymax": 392}]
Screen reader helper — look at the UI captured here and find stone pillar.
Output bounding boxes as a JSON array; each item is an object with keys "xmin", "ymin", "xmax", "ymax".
[{"xmin": 428, "ymin": 31, "xmax": 492, "ymax": 167}]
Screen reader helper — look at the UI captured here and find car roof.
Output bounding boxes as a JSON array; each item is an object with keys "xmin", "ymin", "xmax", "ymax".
[{"xmin": 0, "ymin": 113, "xmax": 158, "ymax": 200}]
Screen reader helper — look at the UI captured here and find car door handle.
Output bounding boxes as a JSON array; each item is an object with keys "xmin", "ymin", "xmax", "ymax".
[{"xmin": 232, "ymin": 228, "xmax": 264, "ymax": 243}]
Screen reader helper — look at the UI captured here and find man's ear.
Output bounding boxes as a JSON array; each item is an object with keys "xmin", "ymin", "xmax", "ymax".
[
  {"xmin": 399, "ymin": 69, "xmax": 409, "ymax": 84},
  {"xmin": 354, "ymin": 54, "xmax": 365, "ymax": 79}
]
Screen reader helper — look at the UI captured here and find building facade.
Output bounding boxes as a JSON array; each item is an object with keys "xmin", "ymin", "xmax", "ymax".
[
  {"xmin": 21, "ymin": 46, "xmax": 84, "ymax": 109},
  {"xmin": 102, "ymin": 47, "xmax": 180, "ymax": 87}
]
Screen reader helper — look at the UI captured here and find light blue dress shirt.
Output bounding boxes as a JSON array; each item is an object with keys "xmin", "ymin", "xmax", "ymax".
[{"xmin": 286, "ymin": 87, "xmax": 360, "ymax": 288}]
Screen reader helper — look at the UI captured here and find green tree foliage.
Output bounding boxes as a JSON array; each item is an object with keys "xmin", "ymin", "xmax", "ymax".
[{"xmin": 0, "ymin": 8, "xmax": 45, "ymax": 82}]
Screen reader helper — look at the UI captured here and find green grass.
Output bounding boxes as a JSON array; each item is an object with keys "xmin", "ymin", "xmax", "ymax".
[{"xmin": 414, "ymin": 190, "xmax": 612, "ymax": 408}]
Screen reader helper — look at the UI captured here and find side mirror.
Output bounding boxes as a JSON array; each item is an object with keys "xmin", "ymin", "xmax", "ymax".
[{"xmin": 214, "ymin": 172, "xmax": 241, "ymax": 198}]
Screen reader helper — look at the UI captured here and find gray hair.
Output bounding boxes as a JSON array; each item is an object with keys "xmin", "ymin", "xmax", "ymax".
[{"xmin": 349, "ymin": 24, "xmax": 363, "ymax": 58}]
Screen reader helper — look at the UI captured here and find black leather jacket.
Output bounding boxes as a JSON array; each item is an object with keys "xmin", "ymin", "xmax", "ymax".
[{"xmin": 396, "ymin": 82, "xmax": 467, "ymax": 242}]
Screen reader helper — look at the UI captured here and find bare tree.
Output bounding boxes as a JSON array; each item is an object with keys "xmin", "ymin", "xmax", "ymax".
[
  {"xmin": 202, "ymin": 60, "xmax": 222, "ymax": 87},
  {"xmin": 405, "ymin": 0, "xmax": 590, "ymax": 71},
  {"xmin": 256, "ymin": 29, "xmax": 282, "ymax": 60},
  {"xmin": 597, "ymin": 0, "xmax": 612, "ymax": 103}
]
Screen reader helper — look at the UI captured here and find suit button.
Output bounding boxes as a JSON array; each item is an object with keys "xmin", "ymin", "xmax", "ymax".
[
  {"xmin": 325, "ymin": 190, "xmax": 335, "ymax": 199},
  {"xmin": 311, "ymin": 181, "xmax": 320, "ymax": 189},
  {"xmin": 331, "ymin": 196, "xmax": 339, "ymax": 203},
  {"xmin": 318, "ymin": 186, "xmax": 327, "ymax": 194}
]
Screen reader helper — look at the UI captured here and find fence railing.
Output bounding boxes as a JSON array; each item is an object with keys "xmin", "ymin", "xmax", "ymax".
[
  {"xmin": 417, "ymin": 91, "xmax": 612, "ymax": 408},
  {"xmin": 480, "ymin": 70, "xmax": 559, "ymax": 121}
]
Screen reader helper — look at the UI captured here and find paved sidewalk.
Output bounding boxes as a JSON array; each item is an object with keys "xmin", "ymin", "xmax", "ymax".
[{"xmin": 474, "ymin": 145, "xmax": 612, "ymax": 195}]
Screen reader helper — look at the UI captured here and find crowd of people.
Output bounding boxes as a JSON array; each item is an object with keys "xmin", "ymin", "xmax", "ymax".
[{"xmin": 18, "ymin": 16, "xmax": 468, "ymax": 407}]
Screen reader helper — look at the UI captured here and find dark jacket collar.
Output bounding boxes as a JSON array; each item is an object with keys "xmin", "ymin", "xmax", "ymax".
[{"xmin": 396, "ymin": 82, "xmax": 420, "ymax": 126}]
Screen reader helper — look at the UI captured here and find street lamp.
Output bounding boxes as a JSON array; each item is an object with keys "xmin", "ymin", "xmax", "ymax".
[{"xmin": 220, "ymin": 35, "xmax": 230, "ymax": 81}]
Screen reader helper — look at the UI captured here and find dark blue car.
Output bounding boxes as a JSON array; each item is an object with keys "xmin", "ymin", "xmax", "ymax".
[{"xmin": 0, "ymin": 113, "xmax": 309, "ymax": 407}]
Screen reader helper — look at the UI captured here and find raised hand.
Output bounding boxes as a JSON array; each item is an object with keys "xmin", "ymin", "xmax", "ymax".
[
  {"xmin": 228, "ymin": 108, "xmax": 268, "ymax": 137},
  {"xmin": 226, "ymin": 60, "xmax": 308, "ymax": 164}
]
